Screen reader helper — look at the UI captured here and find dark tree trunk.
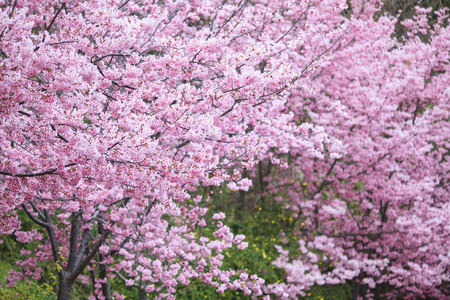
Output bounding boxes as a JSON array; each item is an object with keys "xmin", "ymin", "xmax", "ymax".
[
  {"xmin": 139, "ymin": 287, "xmax": 148, "ymax": 300},
  {"xmin": 22, "ymin": 200, "xmax": 129, "ymax": 300},
  {"xmin": 352, "ymin": 280, "xmax": 361, "ymax": 300},
  {"xmin": 99, "ymin": 261, "xmax": 112, "ymax": 300},
  {"xmin": 352, "ymin": 279, "xmax": 369, "ymax": 300},
  {"xmin": 58, "ymin": 275, "xmax": 73, "ymax": 300},
  {"xmin": 99, "ymin": 222, "xmax": 112, "ymax": 300}
]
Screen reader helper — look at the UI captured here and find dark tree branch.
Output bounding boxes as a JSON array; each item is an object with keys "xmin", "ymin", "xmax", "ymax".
[
  {"xmin": 29, "ymin": 200, "xmax": 46, "ymax": 221},
  {"xmin": 107, "ymin": 141, "xmax": 121, "ymax": 151},
  {"xmin": 314, "ymin": 158, "xmax": 338, "ymax": 196},
  {"xmin": 57, "ymin": 133, "xmax": 69, "ymax": 143},
  {"xmin": 118, "ymin": 0, "xmax": 131, "ymax": 10},
  {"xmin": 0, "ymin": 168, "xmax": 57, "ymax": 177},
  {"xmin": 276, "ymin": 6, "xmax": 309, "ymax": 43},
  {"xmin": 1, "ymin": 163, "xmax": 76, "ymax": 178},
  {"xmin": 46, "ymin": 3, "xmax": 66, "ymax": 31},
  {"xmin": 69, "ymin": 228, "xmax": 111, "ymax": 283},
  {"xmin": 19, "ymin": 110, "xmax": 31, "ymax": 117},
  {"xmin": 412, "ymin": 98, "xmax": 421, "ymax": 125},
  {"xmin": 112, "ymin": 81, "xmax": 136, "ymax": 90},
  {"xmin": 21, "ymin": 203, "xmax": 48, "ymax": 228},
  {"xmin": 67, "ymin": 212, "xmax": 81, "ymax": 273},
  {"xmin": 175, "ymin": 140, "xmax": 191, "ymax": 149},
  {"xmin": 46, "ymin": 40, "xmax": 78, "ymax": 46},
  {"xmin": 8, "ymin": 0, "xmax": 17, "ymax": 18},
  {"xmin": 92, "ymin": 53, "xmax": 130, "ymax": 64},
  {"xmin": 21, "ymin": 204, "xmax": 61, "ymax": 263},
  {"xmin": 98, "ymin": 221, "xmax": 112, "ymax": 300},
  {"xmin": 75, "ymin": 229, "xmax": 91, "ymax": 268}
]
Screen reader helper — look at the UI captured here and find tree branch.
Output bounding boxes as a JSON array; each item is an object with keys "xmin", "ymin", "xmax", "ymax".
[
  {"xmin": 69, "ymin": 228, "xmax": 111, "ymax": 283},
  {"xmin": 21, "ymin": 204, "xmax": 48, "ymax": 228},
  {"xmin": 21, "ymin": 204, "xmax": 61, "ymax": 263},
  {"xmin": 67, "ymin": 212, "xmax": 81, "ymax": 273},
  {"xmin": 0, "ymin": 168, "xmax": 57, "ymax": 177},
  {"xmin": 75, "ymin": 229, "xmax": 91, "ymax": 269},
  {"xmin": 29, "ymin": 200, "xmax": 46, "ymax": 221},
  {"xmin": 46, "ymin": 3, "xmax": 66, "ymax": 31}
]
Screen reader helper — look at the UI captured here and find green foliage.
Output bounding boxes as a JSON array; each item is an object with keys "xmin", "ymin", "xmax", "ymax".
[
  {"xmin": 0, "ymin": 243, "xmax": 57, "ymax": 300},
  {"xmin": 0, "ymin": 210, "xmax": 57, "ymax": 299},
  {"xmin": 0, "ymin": 278, "xmax": 56, "ymax": 300},
  {"xmin": 354, "ymin": 180, "xmax": 365, "ymax": 192},
  {"xmin": 306, "ymin": 283, "xmax": 353, "ymax": 300}
]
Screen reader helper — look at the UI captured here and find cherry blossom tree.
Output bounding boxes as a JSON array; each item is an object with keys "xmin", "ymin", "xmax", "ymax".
[
  {"xmin": 263, "ymin": 1, "xmax": 450, "ymax": 299},
  {"xmin": 2, "ymin": 0, "xmax": 447, "ymax": 299},
  {"xmin": 0, "ymin": 0, "xmax": 348, "ymax": 299}
]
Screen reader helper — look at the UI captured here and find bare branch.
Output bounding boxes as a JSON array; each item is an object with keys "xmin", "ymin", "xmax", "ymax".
[
  {"xmin": 21, "ymin": 204, "xmax": 61, "ymax": 263},
  {"xmin": 0, "ymin": 168, "xmax": 57, "ymax": 178},
  {"xmin": 69, "ymin": 228, "xmax": 111, "ymax": 283},
  {"xmin": 46, "ymin": 3, "xmax": 66, "ymax": 31}
]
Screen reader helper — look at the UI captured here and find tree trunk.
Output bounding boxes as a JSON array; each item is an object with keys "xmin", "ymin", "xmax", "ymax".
[
  {"xmin": 139, "ymin": 287, "xmax": 148, "ymax": 300},
  {"xmin": 352, "ymin": 279, "xmax": 369, "ymax": 300},
  {"xmin": 98, "ymin": 223, "xmax": 112, "ymax": 300},
  {"xmin": 57, "ymin": 276, "xmax": 73, "ymax": 300},
  {"xmin": 98, "ymin": 257, "xmax": 112, "ymax": 300}
]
